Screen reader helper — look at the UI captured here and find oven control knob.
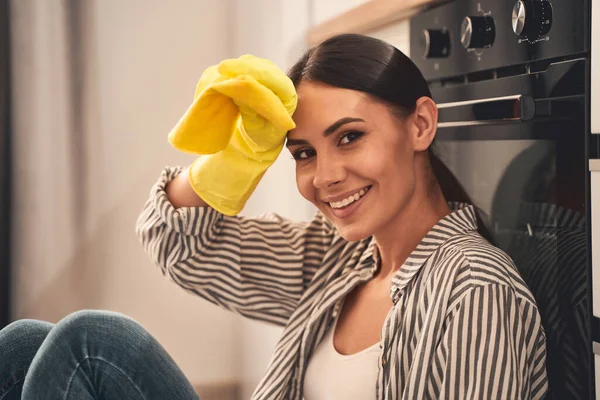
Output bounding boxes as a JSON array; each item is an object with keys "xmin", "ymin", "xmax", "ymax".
[
  {"xmin": 461, "ymin": 16, "xmax": 496, "ymax": 49},
  {"xmin": 512, "ymin": 0, "xmax": 553, "ymax": 41},
  {"xmin": 422, "ymin": 29, "xmax": 451, "ymax": 58}
]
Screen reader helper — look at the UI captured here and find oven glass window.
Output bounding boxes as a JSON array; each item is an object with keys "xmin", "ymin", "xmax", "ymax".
[{"xmin": 434, "ymin": 139, "xmax": 589, "ymax": 399}]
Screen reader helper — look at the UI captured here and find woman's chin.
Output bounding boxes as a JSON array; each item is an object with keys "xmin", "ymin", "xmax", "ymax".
[
  {"xmin": 335, "ymin": 224, "xmax": 372, "ymax": 242},
  {"xmin": 318, "ymin": 205, "xmax": 374, "ymax": 241}
]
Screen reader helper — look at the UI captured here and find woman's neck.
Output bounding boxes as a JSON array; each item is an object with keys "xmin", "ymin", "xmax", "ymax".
[{"xmin": 372, "ymin": 180, "xmax": 451, "ymax": 281}]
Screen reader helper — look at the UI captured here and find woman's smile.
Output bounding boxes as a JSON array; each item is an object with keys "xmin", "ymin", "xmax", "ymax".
[{"xmin": 322, "ymin": 185, "xmax": 372, "ymax": 219}]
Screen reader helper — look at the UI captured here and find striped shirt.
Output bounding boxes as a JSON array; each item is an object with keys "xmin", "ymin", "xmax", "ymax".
[{"xmin": 136, "ymin": 167, "xmax": 548, "ymax": 400}]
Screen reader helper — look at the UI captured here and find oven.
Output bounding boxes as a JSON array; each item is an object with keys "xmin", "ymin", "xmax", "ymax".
[{"xmin": 411, "ymin": 0, "xmax": 596, "ymax": 398}]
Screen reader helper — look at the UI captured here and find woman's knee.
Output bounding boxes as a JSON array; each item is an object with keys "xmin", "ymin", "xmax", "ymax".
[
  {"xmin": 0, "ymin": 319, "xmax": 53, "ymax": 393},
  {"xmin": 52, "ymin": 310, "xmax": 153, "ymax": 354},
  {"xmin": 0, "ymin": 319, "xmax": 53, "ymax": 354},
  {"xmin": 57, "ymin": 309, "xmax": 135, "ymax": 328},
  {"xmin": 57, "ymin": 310, "xmax": 145, "ymax": 335}
]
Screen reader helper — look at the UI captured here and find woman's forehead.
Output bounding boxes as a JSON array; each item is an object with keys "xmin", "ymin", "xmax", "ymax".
[
  {"xmin": 290, "ymin": 83, "xmax": 382, "ymax": 134},
  {"xmin": 295, "ymin": 82, "xmax": 365, "ymax": 107}
]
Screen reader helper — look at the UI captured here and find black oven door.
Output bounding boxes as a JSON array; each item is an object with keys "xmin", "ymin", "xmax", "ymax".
[{"xmin": 431, "ymin": 58, "xmax": 591, "ymax": 399}]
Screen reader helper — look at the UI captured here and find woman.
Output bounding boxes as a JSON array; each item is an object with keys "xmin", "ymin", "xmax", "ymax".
[{"xmin": 0, "ymin": 34, "xmax": 547, "ymax": 399}]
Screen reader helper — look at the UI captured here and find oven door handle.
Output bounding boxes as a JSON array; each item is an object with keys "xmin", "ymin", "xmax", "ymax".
[{"xmin": 437, "ymin": 94, "xmax": 535, "ymax": 127}]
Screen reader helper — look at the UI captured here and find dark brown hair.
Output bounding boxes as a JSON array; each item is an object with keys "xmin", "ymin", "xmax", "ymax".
[{"xmin": 288, "ymin": 33, "xmax": 491, "ymax": 240}]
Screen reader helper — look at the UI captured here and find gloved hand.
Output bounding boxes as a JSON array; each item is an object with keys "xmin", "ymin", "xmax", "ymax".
[{"xmin": 167, "ymin": 55, "xmax": 297, "ymax": 215}]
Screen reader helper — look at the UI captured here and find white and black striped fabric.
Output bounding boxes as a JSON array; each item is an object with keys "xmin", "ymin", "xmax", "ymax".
[{"xmin": 136, "ymin": 167, "xmax": 548, "ymax": 400}]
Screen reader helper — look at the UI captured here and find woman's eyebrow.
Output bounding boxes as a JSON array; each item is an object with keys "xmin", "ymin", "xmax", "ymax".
[
  {"xmin": 286, "ymin": 117, "xmax": 365, "ymax": 148},
  {"xmin": 324, "ymin": 117, "xmax": 364, "ymax": 136},
  {"xmin": 286, "ymin": 138, "xmax": 308, "ymax": 147}
]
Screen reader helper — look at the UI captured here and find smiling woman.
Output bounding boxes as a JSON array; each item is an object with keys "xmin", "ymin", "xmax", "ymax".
[
  {"xmin": 0, "ymin": 34, "xmax": 548, "ymax": 400},
  {"xmin": 147, "ymin": 34, "xmax": 548, "ymax": 400}
]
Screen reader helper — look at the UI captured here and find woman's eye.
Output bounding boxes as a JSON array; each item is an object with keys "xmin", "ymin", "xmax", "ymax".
[
  {"xmin": 292, "ymin": 148, "xmax": 315, "ymax": 160},
  {"xmin": 339, "ymin": 131, "xmax": 363, "ymax": 145}
]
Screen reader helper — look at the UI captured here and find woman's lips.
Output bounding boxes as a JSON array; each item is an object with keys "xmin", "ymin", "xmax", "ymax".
[{"xmin": 327, "ymin": 185, "xmax": 371, "ymax": 219}]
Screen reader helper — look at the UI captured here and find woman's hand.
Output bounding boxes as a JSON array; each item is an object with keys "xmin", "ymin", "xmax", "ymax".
[{"xmin": 166, "ymin": 55, "xmax": 297, "ymax": 216}]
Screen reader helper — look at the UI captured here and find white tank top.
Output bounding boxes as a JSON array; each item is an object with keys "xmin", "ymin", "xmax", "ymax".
[{"xmin": 303, "ymin": 315, "xmax": 381, "ymax": 400}]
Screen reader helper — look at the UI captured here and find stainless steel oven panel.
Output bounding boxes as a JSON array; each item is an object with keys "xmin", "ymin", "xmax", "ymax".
[
  {"xmin": 412, "ymin": 2, "xmax": 593, "ymax": 394},
  {"xmin": 432, "ymin": 58, "xmax": 586, "ymax": 111},
  {"xmin": 410, "ymin": 0, "xmax": 587, "ymax": 81},
  {"xmin": 437, "ymin": 94, "xmax": 535, "ymax": 126}
]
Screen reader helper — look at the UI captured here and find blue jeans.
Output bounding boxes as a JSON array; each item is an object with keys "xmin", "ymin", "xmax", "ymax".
[{"xmin": 0, "ymin": 310, "xmax": 200, "ymax": 399}]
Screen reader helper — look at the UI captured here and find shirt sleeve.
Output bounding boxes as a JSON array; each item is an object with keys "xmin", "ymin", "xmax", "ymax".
[
  {"xmin": 433, "ymin": 284, "xmax": 548, "ymax": 399},
  {"xmin": 135, "ymin": 166, "xmax": 338, "ymax": 326}
]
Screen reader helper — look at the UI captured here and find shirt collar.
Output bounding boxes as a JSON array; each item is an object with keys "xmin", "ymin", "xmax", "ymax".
[
  {"xmin": 379, "ymin": 204, "xmax": 479, "ymax": 301},
  {"xmin": 354, "ymin": 236, "xmax": 378, "ymax": 276}
]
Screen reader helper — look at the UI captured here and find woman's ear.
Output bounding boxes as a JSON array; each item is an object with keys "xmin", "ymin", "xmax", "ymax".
[{"xmin": 410, "ymin": 96, "xmax": 438, "ymax": 152}]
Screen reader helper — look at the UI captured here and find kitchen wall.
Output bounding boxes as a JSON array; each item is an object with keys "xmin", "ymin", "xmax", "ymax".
[
  {"xmin": 10, "ymin": 0, "xmax": 241, "ymax": 392},
  {"xmin": 312, "ymin": 0, "xmax": 369, "ymax": 25},
  {"xmin": 311, "ymin": 0, "xmax": 410, "ymax": 54},
  {"xmin": 369, "ymin": 20, "xmax": 411, "ymax": 54}
]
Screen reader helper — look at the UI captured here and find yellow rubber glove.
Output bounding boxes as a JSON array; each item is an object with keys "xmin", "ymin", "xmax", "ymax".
[{"xmin": 167, "ymin": 55, "xmax": 297, "ymax": 215}]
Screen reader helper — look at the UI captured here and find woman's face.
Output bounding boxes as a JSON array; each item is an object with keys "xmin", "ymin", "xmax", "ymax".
[{"xmin": 287, "ymin": 82, "xmax": 422, "ymax": 241}]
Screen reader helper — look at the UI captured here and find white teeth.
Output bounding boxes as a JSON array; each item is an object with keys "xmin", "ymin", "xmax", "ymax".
[{"xmin": 328, "ymin": 186, "xmax": 370, "ymax": 209}]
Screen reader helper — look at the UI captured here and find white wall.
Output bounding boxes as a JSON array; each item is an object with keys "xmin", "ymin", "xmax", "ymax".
[
  {"xmin": 311, "ymin": 0, "xmax": 369, "ymax": 25},
  {"xmin": 89, "ymin": 0, "xmax": 243, "ymax": 386},
  {"xmin": 311, "ymin": 0, "xmax": 410, "ymax": 54},
  {"xmin": 369, "ymin": 21, "xmax": 411, "ymax": 54},
  {"xmin": 11, "ymin": 0, "xmax": 240, "ymax": 388}
]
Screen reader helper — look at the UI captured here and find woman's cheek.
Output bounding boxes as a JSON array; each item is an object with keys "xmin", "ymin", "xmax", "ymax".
[{"xmin": 295, "ymin": 169, "xmax": 315, "ymax": 203}]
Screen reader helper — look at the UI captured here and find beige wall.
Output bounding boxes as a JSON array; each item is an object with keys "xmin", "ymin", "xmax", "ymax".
[
  {"xmin": 10, "ymin": 0, "xmax": 240, "ymax": 387},
  {"xmin": 369, "ymin": 21, "xmax": 411, "ymax": 54},
  {"xmin": 311, "ymin": 0, "xmax": 369, "ymax": 25}
]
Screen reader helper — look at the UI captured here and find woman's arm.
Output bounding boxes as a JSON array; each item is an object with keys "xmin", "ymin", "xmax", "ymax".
[
  {"xmin": 165, "ymin": 166, "xmax": 208, "ymax": 208},
  {"xmin": 136, "ymin": 166, "xmax": 338, "ymax": 326}
]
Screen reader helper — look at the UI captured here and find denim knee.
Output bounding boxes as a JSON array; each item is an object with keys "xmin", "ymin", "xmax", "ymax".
[
  {"xmin": 57, "ymin": 309, "xmax": 137, "ymax": 331},
  {"xmin": 22, "ymin": 311, "xmax": 199, "ymax": 400},
  {"xmin": 0, "ymin": 319, "xmax": 53, "ymax": 348},
  {"xmin": 0, "ymin": 320, "xmax": 54, "ymax": 366},
  {"xmin": 50, "ymin": 310, "xmax": 153, "ymax": 357},
  {"xmin": 0, "ymin": 319, "xmax": 53, "ymax": 399}
]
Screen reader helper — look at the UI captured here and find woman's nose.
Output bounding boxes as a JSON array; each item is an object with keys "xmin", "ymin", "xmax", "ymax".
[{"xmin": 312, "ymin": 156, "xmax": 345, "ymax": 189}]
